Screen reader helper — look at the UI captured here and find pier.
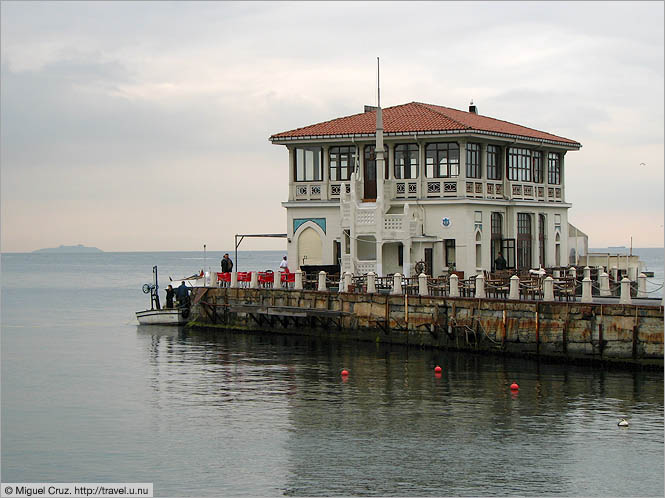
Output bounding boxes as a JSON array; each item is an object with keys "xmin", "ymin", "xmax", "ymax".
[{"xmin": 188, "ymin": 269, "xmax": 664, "ymax": 369}]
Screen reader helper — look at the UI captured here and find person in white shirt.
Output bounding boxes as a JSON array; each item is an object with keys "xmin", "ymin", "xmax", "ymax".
[{"xmin": 279, "ymin": 255, "xmax": 289, "ymax": 272}]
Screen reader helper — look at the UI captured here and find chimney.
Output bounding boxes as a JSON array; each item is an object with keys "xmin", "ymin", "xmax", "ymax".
[{"xmin": 469, "ymin": 100, "xmax": 478, "ymax": 114}]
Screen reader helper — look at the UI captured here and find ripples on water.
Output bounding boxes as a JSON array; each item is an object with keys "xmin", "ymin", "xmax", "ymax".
[{"xmin": 2, "ymin": 251, "xmax": 663, "ymax": 496}]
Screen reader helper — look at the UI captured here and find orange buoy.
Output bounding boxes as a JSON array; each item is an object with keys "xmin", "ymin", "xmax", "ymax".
[
  {"xmin": 510, "ymin": 382, "xmax": 519, "ymax": 390},
  {"xmin": 341, "ymin": 369, "xmax": 349, "ymax": 376},
  {"xmin": 434, "ymin": 366, "xmax": 442, "ymax": 373}
]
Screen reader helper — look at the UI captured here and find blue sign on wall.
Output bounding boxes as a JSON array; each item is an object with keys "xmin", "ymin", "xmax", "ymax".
[{"xmin": 294, "ymin": 218, "xmax": 326, "ymax": 234}]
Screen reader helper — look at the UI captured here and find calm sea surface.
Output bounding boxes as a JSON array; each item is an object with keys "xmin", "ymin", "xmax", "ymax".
[{"xmin": 1, "ymin": 249, "xmax": 663, "ymax": 497}]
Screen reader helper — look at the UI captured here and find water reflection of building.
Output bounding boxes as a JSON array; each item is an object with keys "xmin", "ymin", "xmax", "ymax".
[{"xmin": 271, "ymin": 101, "xmax": 582, "ymax": 278}]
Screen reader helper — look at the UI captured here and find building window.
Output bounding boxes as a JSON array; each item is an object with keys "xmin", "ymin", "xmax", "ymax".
[
  {"xmin": 507, "ymin": 147, "xmax": 532, "ymax": 182},
  {"xmin": 517, "ymin": 213, "xmax": 532, "ymax": 270},
  {"xmin": 466, "ymin": 143, "xmax": 481, "ymax": 178},
  {"xmin": 548, "ymin": 152, "xmax": 561, "ymax": 184},
  {"xmin": 398, "ymin": 243, "xmax": 404, "ymax": 267},
  {"xmin": 539, "ymin": 214, "xmax": 546, "ymax": 267},
  {"xmin": 532, "ymin": 151, "xmax": 543, "ymax": 183},
  {"xmin": 329, "ymin": 146, "xmax": 355, "ymax": 182},
  {"xmin": 445, "ymin": 239, "xmax": 456, "ymax": 267},
  {"xmin": 487, "ymin": 145, "xmax": 501, "ymax": 180},
  {"xmin": 365, "ymin": 145, "xmax": 389, "ymax": 180},
  {"xmin": 295, "ymin": 147, "xmax": 322, "ymax": 182},
  {"xmin": 425, "ymin": 142, "xmax": 459, "ymax": 178},
  {"xmin": 394, "ymin": 144, "xmax": 419, "ymax": 179},
  {"xmin": 491, "ymin": 212, "xmax": 503, "ymax": 269}
]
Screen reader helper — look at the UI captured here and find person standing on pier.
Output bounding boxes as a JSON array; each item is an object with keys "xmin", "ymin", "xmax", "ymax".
[
  {"xmin": 279, "ymin": 255, "xmax": 289, "ymax": 273},
  {"xmin": 221, "ymin": 253, "xmax": 233, "ymax": 273},
  {"xmin": 176, "ymin": 281, "xmax": 190, "ymax": 307},
  {"xmin": 165, "ymin": 284, "xmax": 175, "ymax": 308}
]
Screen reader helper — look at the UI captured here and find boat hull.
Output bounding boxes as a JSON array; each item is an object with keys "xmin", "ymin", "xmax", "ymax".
[{"xmin": 136, "ymin": 308, "xmax": 188, "ymax": 325}]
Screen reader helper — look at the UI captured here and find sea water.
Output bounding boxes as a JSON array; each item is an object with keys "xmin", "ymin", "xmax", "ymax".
[{"xmin": 1, "ymin": 249, "xmax": 663, "ymax": 496}]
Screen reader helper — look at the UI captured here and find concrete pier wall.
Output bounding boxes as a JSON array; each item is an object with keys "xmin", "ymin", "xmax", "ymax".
[{"xmin": 189, "ymin": 288, "xmax": 664, "ymax": 368}]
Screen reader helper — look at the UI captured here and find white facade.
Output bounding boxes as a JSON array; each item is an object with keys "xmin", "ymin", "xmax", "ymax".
[{"xmin": 273, "ymin": 103, "xmax": 580, "ymax": 278}]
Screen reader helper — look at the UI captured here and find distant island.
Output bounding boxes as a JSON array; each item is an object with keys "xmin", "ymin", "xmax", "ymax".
[{"xmin": 33, "ymin": 244, "xmax": 103, "ymax": 253}]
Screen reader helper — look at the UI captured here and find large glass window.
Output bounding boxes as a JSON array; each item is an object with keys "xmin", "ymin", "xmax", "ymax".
[
  {"xmin": 538, "ymin": 214, "xmax": 546, "ymax": 267},
  {"xmin": 425, "ymin": 143, "xmax": 459, "ymax": 178},
  {"xmin": 466, "ymin": 143, "xmax": 481, "ymax": 178},
  {"xmin": 548, "ymin": 152, "xmax": 561, "ymax": 184},
  {"xmin": 329, "ymin": 146, "xmax": 355, "ymax": 182},
  {"xmin": 532, "ymin": 151, "xmax": 543, "ymax": 183},
  {"xmin": 394, "ymin": 144, "xmax": 419, "ymax": 179},
  {"xmin": 491, "ymin": 212, "xmax": 503, "ymax": 269},
  {"xmin": 365, "ymin": 145, "xmax": 389, "ymax": 180},
  {"xmin": 445, "ymin": 239, "xmax": 456, "ymax": 267},
  {"xmin": 295, "ymin": 147, "xmax": 322, "ymax": 182},
  {"xmin": 508, "ymin": 147, "xmax": 532, "ymax": 182},
  {"xmin": 487, "ymin": 145, "xmax": 501, "ymax": 180},
  {"xmin": 517, "ymin": 213, "xmax": 532, "ymax": 270}
]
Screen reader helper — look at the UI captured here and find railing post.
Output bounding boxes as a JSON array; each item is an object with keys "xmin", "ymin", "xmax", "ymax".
[
  {"xmin": 509, "ymin": 275, "xmax": 520, "ymax": 300},
  {"xmin": 274, "ymin": 271, "xmax": 281, "ymax": 290},
  {"xmin": 449, "ymin": 274, "xmax": 459, "ymax": 297},
  {"xmin": 391, "ymin": 273, "xmax": 402, "ymax": 295},
  {"xmin": 583, "ymin": 266, "xmax": 591, "ymax": 280},
  {"xmin": 581, "ymin": 277, "xmax": 593, "ymax": 303},
  {"xmin": 339, "ymin": 273, "xmax": 347, "ymax": 293},
  {"xmin": 619, "ymin": 277, "xmax": 632, "ymax": 305},
  {"xmin": 475, "ymin": 273, "xmax": 485, "ymax": 299},
  {"xmin": 599, "ymin": 272, "xmax": 611, "ymax": 296},
  {"xmin": 318, "ymin": 271, "xmax": 327, "ymax": 292},
  {"xmin": 569, "ymin": 267, "xmax": 577, "ymax": 280},
  {"xmin": 231, "ymin": 271, "xmax": 238, "ymax": 289},
  {"xmin": 367, "ymin": 272, "xmax": 377, "ymax": 293},
  {"xmin": 543, "ymin": 276, "xmax": 554, "ymax": 301},
  {"xmin": 294, "ymin": 270, "xmax": 303, "ymax": 290},
  {"xmin": 637, "ymin": 273, "xmax": 647, "ymax": 298},
  {"xmin": 553, "ymin": 269, "xmax": 561, "ymax": 279},
  {"xmin": 250, "ymin": 271, "xmax": 259, "ymax": 289},
  {"xmin": 611, "ymin": 267, "xmax": 618, "ymax": 282},
  {"xmin": 419, "ymin": 273, "xmax": 428, "ymax": 296},
  {"xmin": 628, "ymin": 266, "xmax": 638, "ymax": 282},
  {"xmin": 344, "ymin": 272, "xmax": 353, "ymax": 293}
]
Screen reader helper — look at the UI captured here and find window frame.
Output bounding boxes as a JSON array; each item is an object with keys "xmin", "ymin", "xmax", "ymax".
[
  {"xmin": 466, "ymin": 143, "xmax": 481, "ymax": 179},
  {"xmin": 294, "ymin": 146, "xmax": 323, "ymax": 182},
  {"xmin": 394, "ymin": 143, "xmax": 419, "ymax": 179},
  {"xmin": 425, "ymin": 142, "xmax": 459, "ymax": 178},
  {"xmin": 548, "ymin": 152, "xmax": 561, "ymax": 185},
  {"xmin": 507, "ymin": 147, "xmax": 532, "ymax": 182},
  {"xmin": 487, "ymin": 145, "xmax": 501, "ymax": 180},
  {"xmin": 329, "ymin": 146, "xmax": 355, "ymax": 182}
]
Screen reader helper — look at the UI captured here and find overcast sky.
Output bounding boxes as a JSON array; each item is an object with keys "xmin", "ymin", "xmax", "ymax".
[{"xmin": 1, "ymin": 1, "xmax": 663, "ymax": 252}]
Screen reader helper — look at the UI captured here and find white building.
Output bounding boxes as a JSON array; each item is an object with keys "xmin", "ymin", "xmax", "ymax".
[{"xmin": 270, "ymin": 101, "xmax": 582, "ymax": 278}]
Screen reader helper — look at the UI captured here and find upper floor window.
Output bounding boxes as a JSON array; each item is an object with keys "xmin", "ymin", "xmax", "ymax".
[
  {"xmin": 295, "ymin": 147, "xmax": 322, "ymax": 182},
  {"xmin": 532, "ymin": 151, "xmax": 543, "ymax": 183},
  {"xmin": 394, "ymin": 144, "xmax": 419, "ymax": 179},
  {"xmin": 365, "ymin": 145, "xmax": 389, "ymax": 180},
  {"xmin": 507, "ymin": 147, "xmax": 532, "ymax": 182},
  {"xmin": 548, "ymin": 152, "xmax": 561, "ymax": 184},
  {"xmin": 329, "ymin": 146, "xmax": 355, "ymax": 181},
  {"xmin": 466, "ymin": 143, "xmax": 481, "ymax": 178},
  {"xmin": 487, "ymin": 145, "xmax": 501, "ymax": 180},
  {"xmin": 425, "ymin": 142, "xmax": 459, "ymax": 178}
]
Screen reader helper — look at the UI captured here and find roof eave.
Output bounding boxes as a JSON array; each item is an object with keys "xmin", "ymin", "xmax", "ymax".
[{"xmin": 269, "ymin": 129, "xmax": 581, "ymax": 150}]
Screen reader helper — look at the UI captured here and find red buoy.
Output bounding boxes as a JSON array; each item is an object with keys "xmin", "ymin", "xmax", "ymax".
[
  {"xmin": 434, "ymin": 366, "xmax": 442, "ymax": 373},
  {"xmin": 510, "ymin": 382, "xmax": 519, "ymax": 390},
  {"xmin": 341, "ymin": 369, "xmax": 349, "ymax": 376}
]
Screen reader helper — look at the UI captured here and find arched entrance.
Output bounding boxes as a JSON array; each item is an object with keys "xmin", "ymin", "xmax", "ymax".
[{"xmin": 297, "ymin": 226, "xmax": 322, "ymax": 266}]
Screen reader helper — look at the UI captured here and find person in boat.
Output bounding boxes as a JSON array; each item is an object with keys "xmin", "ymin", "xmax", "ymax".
[
  {"xmin": 279, "ymin": 255, "xmax": 289, "ymax": 273},
  {"xmin": 494, "ymin": 252, "xmax": 507, "ymax": 271},
  {"xmin": 165, "ymin": 284, "xmax": 175, "ymax": 309},
  {"xmin": 175, "ymin": 281, "xmax": 190, "ymax": 307},
  {"xmin": 221, "ymin": 253, "xmax": 233, "ymax": 273}
]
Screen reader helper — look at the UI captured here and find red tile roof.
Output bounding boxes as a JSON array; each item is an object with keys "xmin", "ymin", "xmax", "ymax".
[{"xmin": 270, "ymin": 102, "xmax": 580, "ymax": 148}]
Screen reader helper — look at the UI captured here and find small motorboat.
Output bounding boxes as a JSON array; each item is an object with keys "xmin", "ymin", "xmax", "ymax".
[
  {"xmin": 136, "ymin": 266, "xmax": 191, "ymax": 325},
  {"xmin": 136, "ymin": 307, "xmax": 189, "ymax": 325}
]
